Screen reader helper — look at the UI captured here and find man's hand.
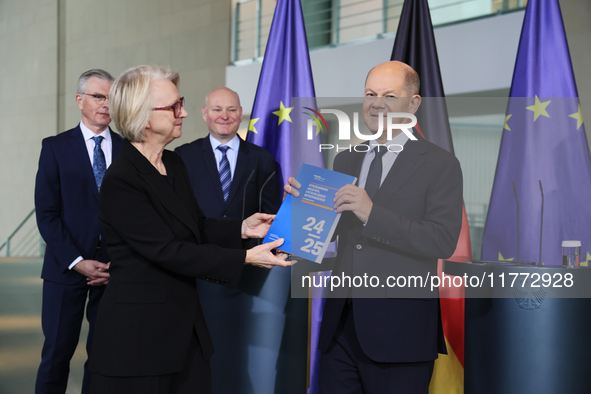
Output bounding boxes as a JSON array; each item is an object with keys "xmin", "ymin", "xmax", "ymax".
[
  {"xmin": 241, "ymin": 213, "xmax": 275, "ymax": 239},
  {"xmin": 73, "ymin": 260, "xmax": 110, "ymax": 286},
  {"xmin": 283, "ymin": 177, "xmax": 301, "ymax": 199},
  {"xmin": 245, "ymin": 238, "xmax": 294, "ymax": 269},
  {"xmin": 334, "ymin": 184, "xmax": 373, "ymax": 224}
]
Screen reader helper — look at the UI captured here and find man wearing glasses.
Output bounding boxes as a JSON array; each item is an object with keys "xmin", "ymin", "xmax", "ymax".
[{"xmin": 34, "ymin": 69, "xmax": 123, "ymax": 394}]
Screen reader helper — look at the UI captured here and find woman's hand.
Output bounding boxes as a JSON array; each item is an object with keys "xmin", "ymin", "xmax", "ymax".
[
  {"xmin": 245, "ymin": 238, "xmax": 294, "ymax": 269},
  {"xmin": 241, "ymin": 213, "xmax": 275, "ymax": 239}
]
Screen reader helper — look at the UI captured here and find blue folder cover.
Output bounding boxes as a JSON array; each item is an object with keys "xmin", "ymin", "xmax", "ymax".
[{"xmin": 263, "ymin": 164, "xmax": 356, "ymax": 263}]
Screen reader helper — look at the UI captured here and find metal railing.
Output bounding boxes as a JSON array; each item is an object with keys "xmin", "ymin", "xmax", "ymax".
[
  {"xmin": 232, "ymin": 0, "xmax": 527, "ymax": 63},
  {"xmin": 0, "ymin": 208, "xmax": 45, "ymax": 257}
]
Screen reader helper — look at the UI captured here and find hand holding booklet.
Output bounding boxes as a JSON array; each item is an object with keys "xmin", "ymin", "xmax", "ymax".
[{"xmin": 263, "ymin": 164, "xmax": 356, "ymax": 263}]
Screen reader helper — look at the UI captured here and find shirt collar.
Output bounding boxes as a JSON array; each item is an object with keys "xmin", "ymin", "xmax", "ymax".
[
  {"xmin": 209, "ymin": 134, "xmax": 240, "ymax": 152},
  {"xmin": 80, "ymin": 121, "xmax": 111, "ymax": 142},
  {"xmin": 367, "ymin": 129, "xmax": 412, "ymax": 153}
]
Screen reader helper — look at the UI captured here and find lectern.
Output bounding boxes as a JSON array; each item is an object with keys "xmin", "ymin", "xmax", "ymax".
[{"xmin": 444, "ymin": 261, "xmax": 591, "ymax": 394}]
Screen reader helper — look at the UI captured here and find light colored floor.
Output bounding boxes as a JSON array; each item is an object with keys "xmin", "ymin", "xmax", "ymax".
[{"xmin": 0, "ymin": 257, "xmax": 87, "ymax": 394}]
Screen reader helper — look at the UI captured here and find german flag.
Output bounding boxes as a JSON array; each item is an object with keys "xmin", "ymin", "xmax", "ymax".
[{"xmin": 391, "ymin": 0, "xmax": 470, "ymax": 392}]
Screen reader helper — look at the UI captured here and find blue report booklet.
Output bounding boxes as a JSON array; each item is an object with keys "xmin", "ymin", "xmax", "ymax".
[{"xmin": 263, "ymin": 164, "xmax": 356, "ymax": 263}]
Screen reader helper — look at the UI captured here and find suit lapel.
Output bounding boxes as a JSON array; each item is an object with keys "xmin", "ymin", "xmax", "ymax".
[
  {"xmin": 201, "ymin": 139, "xmax": 225, "ymax": 204},
  {"xmin": 350, "ymin": 148, "xmax": 366, "ymax": 183},
  {"xmin": 339, "ymin": 149, "xmax": 367, "ymax": 228},
  {"xmin": 373, "ymin": 138, "xmax": 427, "ymax": 203},
  {"xmin": 69, "ymin": 126, "xmax": 99, "ymax": 200},
  {"xmin": 123, "ymin": 141, "xmax": 202, "ymax": 242},
  {"xmin": 336, "ymin": 146, "xmax": 366, "ymax": 180},
  {"xmin": 225, "ymin": 139, "xmax": 249, "ymax": 208}
]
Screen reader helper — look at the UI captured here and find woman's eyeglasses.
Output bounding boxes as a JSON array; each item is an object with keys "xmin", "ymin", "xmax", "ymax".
[{"xmin": 152, "ymin": 97, "xmax": 185, "ymax": 118}]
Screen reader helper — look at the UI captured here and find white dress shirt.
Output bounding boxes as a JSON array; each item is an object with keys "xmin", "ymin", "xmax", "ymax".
[
  {"xmin": 80, "ymin": 121, "xmax": 113, "ymax": 167},
  {"xmin": 355, "ymin": 131, "xmax": 413, "ymax": 226},
  {"xmin": 70, "ymin": 122, "xmax": 113, "ymax": 270},
  {"xmin": 357, "ymin": 130, "xmax": 412, "ymax": 190}
]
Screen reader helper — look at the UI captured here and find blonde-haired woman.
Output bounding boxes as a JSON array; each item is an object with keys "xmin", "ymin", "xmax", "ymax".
[{"xmin": 89, "ymin": 65, "xmax": 287, "ymax": 394}]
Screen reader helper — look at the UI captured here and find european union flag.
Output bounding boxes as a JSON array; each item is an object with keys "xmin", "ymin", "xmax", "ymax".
[
  {"xmin": 482, "ymin": 0, "xmax": 591, "ymax": 267},
  {"xmin": 245, "ymin": 1, "xmax": 324, "ymax": 393},
  {"xmin": 247, "ymin": 0, "xmax": 324, "ymax": 189}
]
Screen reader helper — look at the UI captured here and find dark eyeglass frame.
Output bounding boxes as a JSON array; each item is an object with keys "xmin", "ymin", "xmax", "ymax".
[
  {"xmin": 81, "ymin": 92, "xmax": 109, "ymax": 103},
  {"xmin": 152, "ymin": 97, "xmax": 185, "ymax": 118}
]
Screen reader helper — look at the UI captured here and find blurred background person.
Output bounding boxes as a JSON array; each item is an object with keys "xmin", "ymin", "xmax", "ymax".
[
  {"xmin": 175, "ymin": 86, "xmax": 278, "ymax": 227},
  {"xmin": 34, "ymin": 69, "xmax": 121, "ymax": 394},
  {"xmin": 174, "ymin": 87, "xmax": 279, "ymax": 393},
  {"xmin": 88, "ymin": 65, "xmax": 289, "ymax": 394}
]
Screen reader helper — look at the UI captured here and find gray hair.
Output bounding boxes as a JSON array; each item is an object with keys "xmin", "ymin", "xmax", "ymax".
[
  {"xmin": 76, "ymin": 69, "xmax": 114, "ymax": 95},
  {"xmin": 109, "ymin": 65, "xmax": 180, "ymax": 142}
]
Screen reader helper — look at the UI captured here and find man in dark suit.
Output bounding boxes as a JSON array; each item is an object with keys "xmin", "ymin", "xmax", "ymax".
[
  {"xmin": 288, "ymin": 61, "xmax": 463, "ymax": 393},
  {"xmin": 174, "ymin": 87, "xmax": 279, "ymax": 393},
  {"xmin": 34, "ymin": 69, "xmax": 123, "ymax": 394},
  {"xmin": 175, "ymin": 87, "xmax": 278, "ymax": 223}
]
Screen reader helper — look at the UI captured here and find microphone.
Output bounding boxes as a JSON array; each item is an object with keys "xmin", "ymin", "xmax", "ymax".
[
  {"xmin": 513, "ymin": 182, "xmax": 521, "ymax": 266},
  {"xmin": 538, "ymin": 180, "xmax": 544, "ymax": 267},
  {"xmin": 259, "ymin": 171, "xmax": 276, "ymax": 214},
  {"xmin": 241, "ymin": 170, "xmax": 256, "ymax": 221},
  {"xmin": 253, "ymin": 171, "xmax": 276, "ymax": 246}
]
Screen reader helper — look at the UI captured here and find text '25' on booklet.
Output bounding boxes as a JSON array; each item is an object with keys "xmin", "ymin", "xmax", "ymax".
[{"xmin": 263, "ymin": 164, "xmax": 356, "ymax": 263}]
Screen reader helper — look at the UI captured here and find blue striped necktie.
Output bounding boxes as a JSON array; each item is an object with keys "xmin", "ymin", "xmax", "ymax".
[
  {"xmin": 91, "ymin": 136, "xmax": 106, "ymax": 191},
  {"xmin": 217, "ymin": 145, "xmax": 231, "ymax": 202}
]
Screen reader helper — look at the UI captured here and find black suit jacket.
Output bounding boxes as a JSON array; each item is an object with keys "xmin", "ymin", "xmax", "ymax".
[
  {"xmin": 35, "ymin": 125, "xmax": 123, "ymax": 284},
  {"xmin": 174, "ymin": 136, "xmax": 279, "ymax": 222},
  {"xmin": 89, "ymin": 140, "xmax": 246, "ymax": 377},
  {"xmin": 318, "ymin": 135, "xmax": 463, "ymax": 363}
]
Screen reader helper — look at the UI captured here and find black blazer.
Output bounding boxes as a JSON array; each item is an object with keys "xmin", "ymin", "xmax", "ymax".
[
  {"xmin": 174, "ymin": 136, "xmax": 279, "ymax": 222},
  {"xmin": 35, "ymin": 125, "xmax": 122, "ymax": 284},
  {"xmin": 89, "ymin": 140, "xmax": 246, "ymax": 377},
  {"xmin": 318, "ymin": 135, "xmax": 463, "ymax": 363}
]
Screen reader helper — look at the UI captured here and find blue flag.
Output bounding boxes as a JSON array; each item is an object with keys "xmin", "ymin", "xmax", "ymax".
[
  {"xmin": 246, "ymin": 1, "xmax": 325, "ymax": 393},
  {"xmin": 481, "ymin": 0, "xmax": 591, "ymax": 267},
  {"xmin": 247, "ymin": 0, "xmax": 324, "ymax": 186}
]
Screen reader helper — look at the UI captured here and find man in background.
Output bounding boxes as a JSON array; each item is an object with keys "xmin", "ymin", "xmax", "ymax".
[
  {"xmin": 35, "ymin": 69, "xmax": 123, "ymax": 394},
  {"xmin": 175, "ymin": 87, "xmax": 279, "ymax": 393}
]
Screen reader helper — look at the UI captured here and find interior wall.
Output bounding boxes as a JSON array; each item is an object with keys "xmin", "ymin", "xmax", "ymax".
[
  {"xmin": 0, "ymin": 1, "xmax": 58, "ymax": 243},
  {"xmin": 0, "ymin": 0, "xmax": 232, "ymax": 241}
]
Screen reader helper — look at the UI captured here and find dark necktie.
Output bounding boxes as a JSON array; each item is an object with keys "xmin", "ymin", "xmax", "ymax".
[
  {"xmin": 91, "ymin": 136, "xmax": 106, "ymax": 191},
  {"xmin": 364, "ymin": 147, "xmax": 387, "ymax": 199},
  {"xmin": 217, "ymin": 145, "xmax": 231, "ymax": 202}
]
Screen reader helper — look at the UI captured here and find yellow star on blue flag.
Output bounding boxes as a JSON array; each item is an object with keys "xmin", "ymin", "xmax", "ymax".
[
  {"xmin": 248, "ymin": 118, "xmax": 259, "ymax": 134},
  {"xmin": 569, "ymin": 104, "xmax": 584, "ymax": 130},
  {"xmin": 526, "ymin": 96, "xmax": 551, "ymax": 122},
  {"xmin": 498, "ymin": 252, "xmax": 514, "ymax": 261},
  {"xmin": 580, "ymin": 251, "xmax": 591, "ymax": 267},
  {"xmin": 272, "ymin": 101, "xmax": 293, "ymax": 125},
  {"xmin": 504, "ymin": 114, "xmax": 512, "ymax": 131}
]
